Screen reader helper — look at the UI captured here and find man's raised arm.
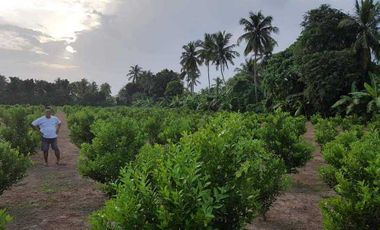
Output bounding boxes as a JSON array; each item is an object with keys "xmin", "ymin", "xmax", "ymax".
[{"xmin": 56, "ymin": 123, "xmax": 61, "ymax": 134}]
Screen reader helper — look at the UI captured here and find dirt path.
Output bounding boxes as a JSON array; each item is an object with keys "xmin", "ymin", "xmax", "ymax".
[
  {"xmin": 0, "ymin": 112, "xmax": 106, "ymax": 230},
  {"xmin": 248, "ymin": 122, "xmax": 334, "ymax": 230}
]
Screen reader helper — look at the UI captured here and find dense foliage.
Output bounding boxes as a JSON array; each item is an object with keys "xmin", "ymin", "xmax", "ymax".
[
  {"xmin": 0, "ymin": 107, "xmax": 40, "ymax": 155},
  {"xmin": 0, "ymin": 142, "xmax": 31, "ymax": 194},
  {"xmin": 0, "ymin": 77, "xmax": 113, "ymax": 106},
  {"xmin": 332, "ymin": 73, "xmax": 380, "ymax": 117},
  {"xmin": 89, "ymin": 112, "xmax": 289, "ymax": 229},
  {"xmin": 64, "ymin": 106, "xmax": 312, "ymax": 229},
  {"xmin": 79, "ymin": 117, "xmax": 146, "ymax": 183},
  {"xmin": 0, "ymin": 106, "xmax": 39, "ymax": 228},
  {"xmin": 319, "ymin": 122, "xmax": 380, "ymax": 229},
  {"xmin": 256, "ymin": 113, "xmax": 312, "ymax": 172},
  {"xmin": 312, "ymin": 115, "xmax": 380, "ymax": 229}
]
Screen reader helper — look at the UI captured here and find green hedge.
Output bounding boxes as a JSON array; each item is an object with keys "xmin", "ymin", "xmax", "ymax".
[
  {"xmin": 320, "ymin": 122, "xmax": 380, "ymax": 229},
  {"xmin": 90, "ymin": 114, "xmax": 288, "ymax": 229}
]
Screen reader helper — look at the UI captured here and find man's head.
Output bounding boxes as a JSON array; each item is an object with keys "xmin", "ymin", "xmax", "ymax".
[{"xmin": 44, "ymin": 106, "xmax": 52, "ymax": 118}]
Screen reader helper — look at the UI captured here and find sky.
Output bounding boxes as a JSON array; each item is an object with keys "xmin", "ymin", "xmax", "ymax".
[{"xmin": 0, "ymin": 0, "xmax": 353, "ymax": 94}]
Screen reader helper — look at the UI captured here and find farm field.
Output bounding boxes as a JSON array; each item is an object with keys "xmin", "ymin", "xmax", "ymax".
[
  {"xmin": 1, "ymin": 0, "xmax": 380, "ymax": 229},
  {"xmin": 0, "ymin": 105, "xmax": 378, "ymax": 229}
]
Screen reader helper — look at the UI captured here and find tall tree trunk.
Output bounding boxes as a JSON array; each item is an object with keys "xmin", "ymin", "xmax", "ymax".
[
  {"xmin": 363, "ymin": 47, "xmax": 371, "ymax": 82},
  {"xmin": 253, "ymin": 54, "xmax": 259, "ymax": 103},
  {"xmin": 221, "ymin": 67, "xmax": 225, "ymax": 84},
  {"xmin": 207, "ymin": 64, "xmax": 211, "ymax": 91}
]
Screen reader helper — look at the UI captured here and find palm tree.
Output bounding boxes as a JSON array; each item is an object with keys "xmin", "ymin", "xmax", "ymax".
[
  {"xmin": 213, "ymin": 77, "xmax": 224, "ymax": 96},
  {"xmin": 138, "ymin": 70, "xmax": 154, "ymax": 95},
  {"xmin": 339, "ymin": 0, "xmax": 380, "ymax": 76},
  {"xmin": 180, "ymin": 41, "xmax": 202, "ymax": 93},
  {"xmin": 197, "ymin": 33, "xmax": 216, "ymax": 90},
  {"xmin": 235, "ymin": 58, "xmax": 257, "ymax": 76},
  {"xmin": 127, "ymin": 65, "xmax": 142, "ymax": 83},
  {"xmin": 238, "ymin": 11, "xmax": 279, "ymax": 102},
  {"xmin": 213, "ymin": 31, "xmax": 240, "ymax": 83},
  {"xmin": 235, "ymin": 58, "xmax": 263, "ymax": 102}
]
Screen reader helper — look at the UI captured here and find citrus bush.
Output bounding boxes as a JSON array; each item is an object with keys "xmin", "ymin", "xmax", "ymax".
[
  {"xmin": 315, "ymin": 119, "xmax": 338, "ymax": 146},
  {"xmin": 0, "ymin": 141, "xmax": 31, "ymax": 194},
  {"xmin": 157, "ymin": 115, "xmax": 194, "ymax": 144},
  {"xmin": 0, "ymin": 209, "xmax": 12, "ymax": 229},
  {"xmin": 90, "ymin": 114, "xmax": 288, "ymax": 229},
  {"xmin": 181, "ymin": 114, "xmax": 288, "ymax": 226},
  {"xmin": 256, "ymin": 113, "xmax": 313, "ymax": 172},
  {"xmin": 0, "ymin": 107, "xmax": 39, "ymax": 155},
  {"xmin": 320, "ymin": 131, "xmax": 380, "ymax": 230},
  {"xmin": 66, "ymin": 109, "xmax": 98, "ymax": 147},
  {"xmin": 78, "ymin": 117, "xmax": 146, "ymax": 183},
  {"xmin": 90, "ymin": 144, "xmax": 227, "ymax": 229}
]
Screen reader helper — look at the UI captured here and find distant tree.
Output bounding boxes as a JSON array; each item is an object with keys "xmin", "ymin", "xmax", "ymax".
[
  {"xmin": 99, "ymin": 83, "xmax": 113, "ymax": 105},
  {"xmin": 127, "ymin": 65, "xmax": 143, "ymax": 83},
  {"xmin": 238, "ymin": 11, "xmax": 279, "ymax": 102},
  {"xmin": 339, "ymin": 0, "xmax": 380, "ymax": 76},
  {"xmin": 138, "ymin": 70, "xmax": 154, "ymax": 96},
  {"xmin": 262, "ymin": 47, "xmax": 304, "ymax": 101},
  {"xmin": 0, "ymin": 75, "xmax": 7, "ymax": 103},
  {"xmin": 6, "ymin": 77, "xmax": 26, "ymax": 104},
  {"xmin": 0, "ymin": 76, "xmax": 113, "ymax": 106},
  {"xmin": 164, "ymin": 80, "xmax": 184, "ymax": 98},
  {"xmin": 70, "ymin": 79, "xmax": 91, "ymax": 104},
  {"xmin": 226, "ymin": 74, "xmax": 257, "ymax": 112},
  {"xmin": 296, "ymin": 5, "xmax": 365, "ymax": 115},
  {"xmin": 100, "ymin": 83, "xmax": 111, "ymax": 96},
  {"xmin": 213, "ymin": 31, "xmax": 239, "ymax": 83},
  {"xmin": 34, "ymin": 80, "xmax": 52, "ymax": 105},
  {"xmin": 198, "ymin": 33, "xmax": 216, "ymax": 89},
  {"xmin": 117, "ymin": 83, "xmax": 144, "ymax": 105},
  {"xmin": 180, "ymin": 41, "xmax": 202, "ymax": 93},
  {"xmin": 299, "ymin": 4, "xmax": 358, "ymax": 54},
  {"xmin": 54, "ymin": 78, "xmax": 72, "ymax": 105},
  {"xmin": 300, "ymin": 50, "xmax": 362, "ymax": 115},
  {"xmin": 235, "ymin": 59, "xmax": 262, "ymax": 102},
  {"xmin": 151, "ymin": 69, "xmax": 182, "ymax": 99},
  {"xmin": 213, "ymin": 77, "xmax": 224, "ymax": 96}
]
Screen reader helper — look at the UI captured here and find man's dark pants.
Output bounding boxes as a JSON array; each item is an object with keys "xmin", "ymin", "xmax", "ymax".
[{"xmin": 41, "ymin": 138, "xmax": 60, "ymax": 164}]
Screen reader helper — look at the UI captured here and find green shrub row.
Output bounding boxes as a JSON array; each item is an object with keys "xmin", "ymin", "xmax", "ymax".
[
  {"xmin": 0, "ymin": 105, "xmax": 39, "ymax": 228},
  {"xmin": 64, "ymin": 106, "xmax": 312, "ymax": 229},
  {"xmin": 90, "ymin": 114, "xmax": 289, "ymax": 229},
  {"xmin": 70, "ymin": 107, "xmax": 312, "ymax": 186},
  {"xmin": 0, "ymin": 106, "xmax": 40, "ymax": 155},
  {"xmin": 319, "ymin": 117, "xmax": 380, "ymax": 230}
]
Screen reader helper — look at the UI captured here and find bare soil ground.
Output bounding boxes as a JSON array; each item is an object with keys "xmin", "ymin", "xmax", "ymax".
[
  {"xmin": 248, "ymin": 122, "xmax": 334, "ymax": 230},
  {"xmin": 0, "ymin": 112, "xmax": 106, "ymax": 230}
]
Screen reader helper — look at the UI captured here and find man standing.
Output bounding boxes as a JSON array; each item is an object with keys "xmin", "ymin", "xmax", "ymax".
[{"xmin": 32, "ymin": 107, "xmax": 62, "ymax": 166}]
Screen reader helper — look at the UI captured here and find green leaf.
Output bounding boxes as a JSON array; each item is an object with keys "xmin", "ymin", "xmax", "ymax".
[{"xmin": 364, "ymin": 83, "xmax": 376, "ymax": 97}]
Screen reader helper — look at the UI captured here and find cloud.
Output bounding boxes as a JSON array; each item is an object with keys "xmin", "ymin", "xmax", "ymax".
[
  {"xmin": 65, "ymin": 45, "xmax": 77, "ymax": 54},
  {"xmin": 0, "ymin": 0, "xmax": 115, "ymax": 44},
  {"xmin": 0, "ymin": 24, "xmax": 48, "ymax": 54},
  {"xmin": 32, "ymin": 61, "xmax": 79, "ymax": 70}
]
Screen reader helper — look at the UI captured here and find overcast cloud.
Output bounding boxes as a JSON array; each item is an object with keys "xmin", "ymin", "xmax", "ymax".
[{"xmin": 0, "ymin": 0, "xmax": 353, "ymax": 94}]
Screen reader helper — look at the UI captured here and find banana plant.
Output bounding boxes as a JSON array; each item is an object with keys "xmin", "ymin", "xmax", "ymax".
[
  {"xmin": 332, "ymin": 82, "xmax": 360, "ymax": 115},
  {"xmin": 360, "ymin": 75, "xmax": 380, "ymax": 113},
  {"xmin": 332, "ymin": 74, "xmax": 380, "ymax": 115}
]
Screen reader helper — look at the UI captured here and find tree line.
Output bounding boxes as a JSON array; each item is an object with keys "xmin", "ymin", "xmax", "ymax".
[{"xmin": 0, "ymin": 76, "xmax": 113, "ymax": 106}]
